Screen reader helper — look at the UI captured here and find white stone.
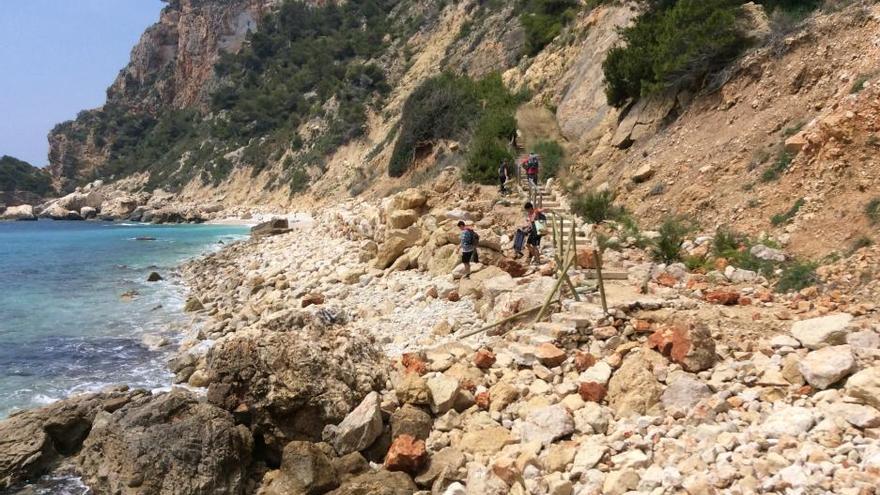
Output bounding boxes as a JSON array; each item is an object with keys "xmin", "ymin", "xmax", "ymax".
[
  {"xmin": 577, "ymin": 361, "xmax": 612, "ymax": 386},
  {"xmin": 846, "ymin": 366, "xmax": 880, "ymax": 409},
  {"xmin": 661, "ymin": 373, "xmax": 711, "ymax": 412},
  {"xmin": 769, "ymin": 334, "xmax": 801, "ymax": 349},
  {"xmin": 835, "ymin": 403, "xmax": 880, "ymax": 428},
  {"xmin": 573, "ymin": 402, "xmax": 609, "ymax": 434},
  {"xmin": 798, "ymin": 345, "xmax": 856, "ymax": 390},
  {"xmin": 610, "ymin": 449, "xmax": 650, "ymax": 470},
  {"xmin": 761, "ymin": 407, "xmax": 815, "ymax": 438},
  {"xmin": 330, "ymin": 391, "xmax": 382, "ymax": 455},
  {"xmin": 750, "ymin": 244, "xmax": 786, "ymax": 262},
  {"xmin": 427, "ymin": 375, "xmax": 460, "ymax": 414},
  {"xmin": 791, "ymin": 313, "xmax": 852, "ymax": 349},
  {"xmin": 571, "ymin": 438, "xmax": 607, "ymax": 475},
  {"xmin": 516, "ymin": 405, "xmax": 574, "ymax": 446}
]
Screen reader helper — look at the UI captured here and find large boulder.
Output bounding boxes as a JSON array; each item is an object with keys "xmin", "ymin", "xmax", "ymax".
[
  {"xmin": 205, "ymin": 328, "xmax": 386, "ymax": 463},
  {"xmin": 77, "ymin": 389, "xmax": 253, "ymax": 495},
  {"xmin": 327, "ymin": 469, "xmax": 417, "ymax": 495},
  {"xmin": 791, "ymin": 313, "xmax": 852, "ymax": 349},
  {"xmin": 39, "ymin": 203, "xmax": 73, "ymax": 220},
  {"xmin": 846, "ymin": 366, "xmax": 880, "ymax": 409},
  {"xmin": 260, "ymin": 441, "xmax": 339, "ymax": 495},
  {"xmin": 326, "ymin": 392, "xmax": 383, "ymax": 456},
  {"xmin": 798, "ymin": 345, "xmax": 857, "ymax": 390},
  {"xmin": 648, "ymin": 319, "xmax": 716, "ymax": 372},
  {"xmin": 0, "ymin": 390, "xmax": 139, "ymax": 490},
  {"xmin": 0, "ymin": 204, "xmax": 36, "ymax": 221},
  {"xmin": 607, "ymin": 351, "xmax": 663, "ymax": 417},
  {"xmin": 251, "ymin": 218, "xmax": 291, "ymax": 238}
]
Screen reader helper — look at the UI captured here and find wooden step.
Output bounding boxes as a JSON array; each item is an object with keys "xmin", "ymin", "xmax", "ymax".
[{"xmin": 550, "ymin": 312, "xmax": 592, "ymax": 329}]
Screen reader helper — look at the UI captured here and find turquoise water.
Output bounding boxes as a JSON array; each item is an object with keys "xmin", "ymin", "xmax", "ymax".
[{"xmin": 0, "ymin": 220, "xmax": 247, "ymax": 418}]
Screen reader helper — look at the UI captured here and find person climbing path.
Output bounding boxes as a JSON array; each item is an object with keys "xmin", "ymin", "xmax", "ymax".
[{"xmin": 456, "ymin": 220, "xmax": 479, "ymax": 279}]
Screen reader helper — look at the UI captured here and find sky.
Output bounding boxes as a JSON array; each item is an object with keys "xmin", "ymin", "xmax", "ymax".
[{"xmin": 0, "ymin": 0, "xmax": 164, "ymax": 167}]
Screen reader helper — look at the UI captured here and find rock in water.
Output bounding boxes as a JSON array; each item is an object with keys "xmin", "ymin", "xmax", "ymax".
[
  {"xmin": 184, "ymin": 296, "xmax": 204, "ymax": 312},
  {"xmin": 328, "ymin": 392, "xmax": 383, "ymax": 455},
  {"xmin": 77, "ymin": 389, "xmax": 253, "ymax": 495},
  {"xmin": 0, "ymin": 391, "xmax": 137, "ymax": 490},
  {"xmin": 147, "ymin": 271, "xmax": 163, "ymax": 282}
]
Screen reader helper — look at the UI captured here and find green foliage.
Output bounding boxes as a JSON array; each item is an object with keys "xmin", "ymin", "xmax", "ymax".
[
  {"xmin": 761, "ymin": 149, "xmax": 794, "ymax": 182},
  {"xmin": 532, "ymin": 140, "xmax": 565, "ymax": 180},
  {"xmin": 651, "ymin": 217, "xmax": 692, "ymax": 263},
  {"xmin": 571, "ymin": 190, "xmax": 627, "ymax": 224},
  {"xmin": 518, "ymin": 0, "xmax": 581, "ymax": 56},
  {"xmin": 712, "ymin": 226, "xmax": 746, "ymax": 256},
  {"xmin": 391, "ymin": 73, "xmax": 521, "ymax": 182},
  {"xmin": 603, "ymin": 0, "xmax": 748, "ymax": 107},
  {"xmin": 783, "ymin": 121, "xmax": 805, "ymax": 137},
  {"xmin": 0, "ymin": 155, "xmax": 53, "ymax": 196},
  {"xmin": 776, "ymin": 260, "xmax": 818, "ymax": 293},
  {"xmin": 770, "ymin": 197, "xmax": 805, "ymax": 226},
  {"xmin": 850, "ymin": 235, "xmax": 873, "ymax": 253},
  {"xmin": 712, "ymin": 227, "xmax": 778, "ymax": 276},
  {"xmin": 865, "ymin": 197, "xmax": 880, "ymax": 225}
]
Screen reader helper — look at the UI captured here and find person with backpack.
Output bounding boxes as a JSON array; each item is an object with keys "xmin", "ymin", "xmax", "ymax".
[
  {"xmin": 456, "ymin": 220, "xmax": 480, "ymax": 279},
  {"xmin": 524, "ymin": 201, "xmax": 546, "ymax": 265},
  {"xmin": 498, "ymin": 159, "xmax": 509, "ymax": 194},
  {"xmin": 525, "ymin": 152, "xmax": 540, "ymax": 190}
]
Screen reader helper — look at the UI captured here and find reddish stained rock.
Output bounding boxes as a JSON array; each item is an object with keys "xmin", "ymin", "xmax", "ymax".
[
  {"xmin": 574, "ymin": 352, "xmax": 597, "ymax": 373},
  {"xmin": 497, "ymin": 258, "xmax": 528, "ymax": 278},
  {"xmin": 576, "ymin": 249, "xmax": 597, "ymax": 269},
  {"xmin": 301, "ymin": 293, "xmax": 325, "ymax": 308},
  {"xmin": 384, "ymin": 434, "xmax": 427, "ymax": 474},
  {"xmin": 648, "ymin": 320, "xmax": 717, "ymax": 372},
  {"xmin": 535, "ymin": 343, "xmax": 567, "ymax": 367},
  {"xmin": 426, "ymin": 287, "xmax": 438, "ymax": 299},
  {"xmin": 473, "ymin": 349, "xmax": 497, "ymax": 369},
  {"xmin": 656, "ymin": 272, "xmax": 677, "ymax": 287},
  {"xmin": 633, "ymin": 320, "xmax": 653, "ymax": 333},
  {"xmin": 594, "ymin": 326, "xmax": 618, "ymax": 339},
  {"xmin": 401, "ymin": 353, "xmax": 427, "ymax": 376},
  {"xmin": 714, "ymin": 258, "xmax": 729, "ymax": 271},
  {"xmin": 739, "ymin": 297, "xmax": 752, "ymax": 306},
  {"xmin": 475, "ymin": 392, "xmax": 490, "ymax": 410},
  {"xmin": 578, "ymin": 382, "xmax": 607, "ymax": 403},
  {"xmin": 447, "ymin": 291, "xmax": 460, "ymax": 302},
  {"xmin": 705, "ymin": 290, "xmax": 740, "ymax": 306}
]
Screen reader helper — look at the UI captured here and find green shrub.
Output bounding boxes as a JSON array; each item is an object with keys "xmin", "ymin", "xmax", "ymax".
[
  {"xmin": 0, "ymin": 155, "xmax": 53, "ymax": 196},
  {"xmin": 761, "ymin": 149, "xmax": 794, "ymax": 182},
  {"xmin": 518, "ymin": 0, "xmax": 580, "ymax": 56},
  {"xmin": 533, "ymin": 140, "xmax": 565, "ymax": 180},
  {"xmin": 571, "ymin": 190, "xmax": 627, "ymax": 224},
  {"xmin": 776, "ymin": 260, "xmax": 818, "ymax": 293},
  {"xmin": 770, "ymin": 197, "xmax": 805, "ymax": 226},
  {"xmin": 783, "ymin": 121, "xmax": 805, "ymax": 137},
  {"xmin": 651, "ymin": 217, "xmax": 692, "ymax": 263},
  {"xmin": 392, "ymin": 73, "xmax": 521, "ymax": 182},
  {"xmin": 850, "ymin": 235, "xmax": 873, "ymax": 253},
  {"xmin": 603, "ymin": 0, "xmax": 748, "ymax": 107},
  {"xmin": 865, "ymin": 197, "xmax": 880, "ymax": 225}
]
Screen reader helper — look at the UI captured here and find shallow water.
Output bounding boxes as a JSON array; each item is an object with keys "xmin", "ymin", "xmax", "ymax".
[{"xmin": 0, "ymin": 220, "xmax": 247, "ymax": 417}]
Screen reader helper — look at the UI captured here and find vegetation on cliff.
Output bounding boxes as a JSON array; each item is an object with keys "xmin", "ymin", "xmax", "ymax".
[{"xmin": 0, "ymin": 155, "xmax": 53, "ymax": 196}]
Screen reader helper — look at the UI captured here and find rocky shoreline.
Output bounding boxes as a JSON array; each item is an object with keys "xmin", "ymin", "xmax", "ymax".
[{"xmin": 2, "ymin": 178, "xmax": 880, "ymax": 494}]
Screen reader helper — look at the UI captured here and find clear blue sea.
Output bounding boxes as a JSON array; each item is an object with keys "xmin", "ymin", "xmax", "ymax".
[{"xmin": 0, "ymin": 220, "xmax": 248, "ymax": 418}]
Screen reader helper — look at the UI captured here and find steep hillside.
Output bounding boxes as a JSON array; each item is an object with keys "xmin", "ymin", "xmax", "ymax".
[
  {"xmin": 0, "ymin": 155, "xmax": 54, "ymax": 205},
  {"xmin": 45, "ymin": 0, "xmax": 879, "ymax": 259}
]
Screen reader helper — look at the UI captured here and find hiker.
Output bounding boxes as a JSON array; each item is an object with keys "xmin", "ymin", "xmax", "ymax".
[
  {"xmin": 498, "ymin": 159, "xmax": 509, "ymax": 194},
  {"xmin": 525, "ymin": 152, "xmax": 540, "ymax": 190},
  {"xmin": 524, "ymin": 201, "xmax": 546, "ymax": 265},
  {"xmin": 456, "ymin": 220, "xmax": 479, "ymax": 278}
]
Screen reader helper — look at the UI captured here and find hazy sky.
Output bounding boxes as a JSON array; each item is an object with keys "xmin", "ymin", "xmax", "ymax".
[{"xmin": 0, "ymin": 0, "xmax": 164, "ymax": 166}]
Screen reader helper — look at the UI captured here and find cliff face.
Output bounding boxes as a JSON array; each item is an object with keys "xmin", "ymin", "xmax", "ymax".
[{"xmin": 47, "ymin": 0, "xmax": 278, "ymax": 189}]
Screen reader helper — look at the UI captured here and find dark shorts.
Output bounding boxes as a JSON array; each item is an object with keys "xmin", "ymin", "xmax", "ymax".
[
  {"xmin": 527, "ymin": 231, "xmax": 541, "ymax": 247},
  {"xmin": 462, "ymin": 251, "xmax": 476, "ymax": 263},
  {"xmin": 527, "ymin": 173, "xmax": 538, "ymax": 185}
]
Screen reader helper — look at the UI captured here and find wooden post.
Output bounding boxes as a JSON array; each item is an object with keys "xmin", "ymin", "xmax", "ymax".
[
  {"xmin": 535, "ymin": 252, "xmax": 576, "ymax": 323},
  {"xmin": 457, "ymin": 299, "xmax": 561, "ymax": 339},
  {"xmin": 595, "ymin": 246, "xmax": 608, "ymax": 315}
]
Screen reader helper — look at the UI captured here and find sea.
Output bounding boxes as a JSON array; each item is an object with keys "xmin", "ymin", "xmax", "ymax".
[{"xmin": 0, "ymin": 220, "xmax": 248, "ymax": 420}]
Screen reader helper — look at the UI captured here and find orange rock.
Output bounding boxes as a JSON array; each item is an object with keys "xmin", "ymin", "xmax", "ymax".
[
  {"xmin": 491, "ymin": 457, "xmax": 520, "ymax": 485},
  {"xmin": 426, "ymin": 287, "xmax": 438, "ymax": 299},
  {"xmin": 714, "ymin": 258, "xmax": 729, "ymax": 271},
  {"xmin": 473, "ymin": 348, "xmax": 496, "ymax": 369},
  {"xmin": 301, "ymin": 293, "xmax": 325, "ymax": 307},
  {"xmin": 576, "ymin": 249, "xmax": 597, "ymax": 269},
  {"xmin": 535, "ymin": 343, "xmax": 566, "ymax": 367},
  {"xmin": 739, "ymin": 297, "xmax": 752, "ymax": 306},
  {"xmin": 401, "ymin": 353, "xmax": 427, "ymax": 375},
  {"xmin": 539, "ymin": 263, "xmax": 556, "ymax": 277},
  {"xmin": 705, "ymin": 290, "xmax": 740, "ymax": 306},
  {"xmin": 574, "ymin": 351, "xmax": 597, "ymax": 372},
  {"xmin": 384, "ymin": 434, "xmax": 427, "ymax": 474},
  {"xmin": 633, "ymin": 319, "xmax": 653, "ymax": 333},
  {"xmin": 447, "ymin": 291, "xmax": 460, "ymax": 302},
  {"xmin": 578, "ymin": 382, "xmax": 607, "ymax": 403},
  {"xmin": 648, "ymin": 320, "xmax": 716, "ymax": 372},
  {"xmin": 656, "ymin": 272, "xmax": 677, "ymax": 287},
  {"xmin": 475, "ymin": 391, "xmax": 490, "ymax": 410},
  {"xmin": 497, "ymin": 259, "xmax": 527, "ymax": 278}
]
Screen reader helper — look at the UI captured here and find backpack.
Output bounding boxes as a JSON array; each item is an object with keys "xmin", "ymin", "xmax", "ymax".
[
  {"xmin": 533, "ymin": 212, "xmax": 547, "ymax": 236},
  {"xmin": 461, "ymin": 228, "xmax": 479, "ymax": 249}
]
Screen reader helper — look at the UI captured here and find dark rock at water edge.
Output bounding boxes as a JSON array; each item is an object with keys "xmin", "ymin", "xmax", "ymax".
[
  {"xmin": 251, "ymin": 218, "xmax": 291, "ymax": 238},
  {"xmin": 147, "ymin": 272, "xmax": 163, "ymax": 282}
]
